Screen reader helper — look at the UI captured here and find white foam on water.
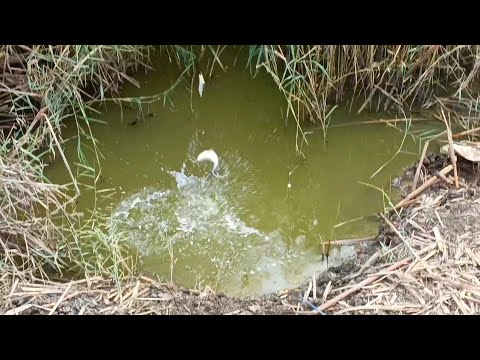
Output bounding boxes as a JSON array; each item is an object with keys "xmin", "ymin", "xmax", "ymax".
[
  {"xmin": 110, "ymin": 140, "xmax": 268, "ymax": 265},
  {"xmin": 109, "ymin": 138, "xmax": 357, "ymax": 296}
]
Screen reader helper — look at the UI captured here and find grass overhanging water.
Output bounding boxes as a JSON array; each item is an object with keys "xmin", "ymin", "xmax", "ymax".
[{"xmin": 2, "ymin": 45, "xmax": 480, "ymax": 289}]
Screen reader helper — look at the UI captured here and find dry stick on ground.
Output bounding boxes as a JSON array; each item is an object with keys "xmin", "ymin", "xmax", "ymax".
[
  {"xmin": 412, "ymin": 140, "xmax": 430, "ymax": 192},
  {"xmin": 343, "ymin": 251, "xmax": 381, "ymax": 281},
  {"xmin": 316, "ymin": 235, "xmax": 444, "ymax": 314},
  {"xmin": 48, "ymin": 281, "xmax": 73, "ymax": 315},
  {"xmin": 380, "ymin": 213, "xmax": 418, "ymax": 259},
  {"xmin": 394, "ymin": 164, "xmax": 454, "ymax": 209},
  {"xmin": 452, "ymin": 126, "xmax": 480, "ymax": 139},
  {"xmin": 442, "ymin": 108, "xmax": 459, "ymax": 188},
  {"xmin": 335, "ymin": 304, "xmax": 422, "ymax": 314},
  {"xmin": 312, "ymin": 162, "xmax": 454, "ymax": 313},
  {"xmin": 327, "ymin": 236, "xmax": 376, "ymax": 246},
  {"xmin": 436, "ymin": 171, "xmax": 454, "ymax": 185},
  {"xmin": 316, "ymin": 258, "xmax": 411, "ymax": 313},
  {"xmin": 329, "ymin": 118, "xmax": 429, "ymax": 128}
]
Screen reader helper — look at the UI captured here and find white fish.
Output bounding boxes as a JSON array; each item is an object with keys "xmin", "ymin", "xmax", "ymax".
[
  {"xmin": 196, "ymin": 149, "xmax": 222, "ymax": 177},
  {"xmin": 198, "ymin": 73, "xmax": 205, "ymax": 97},
  {"xmin": 196, "ymin": 149, "xmax": 218, "ymax": 170}
]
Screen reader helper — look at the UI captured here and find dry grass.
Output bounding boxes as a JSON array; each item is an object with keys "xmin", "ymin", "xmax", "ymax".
[
  {"xmin": 3, "ymin": 45, "xmax": 480, "ymax": 311},
  {"xmin": 0, "ymin": 275, "xmax": 296, "ymax": 315},
  {"xmin": 2, "ymin": 156, "xmax": 480, "ymax": 315},
  {"xmin": 0, "ymin": 45, "xmax": 158, "ymax": 282},
  {"xmin": 296, "ymin": 155, "xmax": 480, "ymax": 315},
  {"xmin": 0, "ymin": 148, "xmax": 71, "ymax": 276},
  {"xmin": 246, "ymin": 45, "xmax": 480, "ymax": 152}
]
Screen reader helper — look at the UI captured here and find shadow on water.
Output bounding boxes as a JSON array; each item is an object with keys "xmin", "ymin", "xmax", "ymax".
[{"xmin": 46, "ymin": 49, "xmax": 443, "ymax": 297}]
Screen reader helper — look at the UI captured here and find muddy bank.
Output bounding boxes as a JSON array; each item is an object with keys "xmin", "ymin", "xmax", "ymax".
[
  {"xmin": 2, "ymin": 153, "xmax": 479, "ymax": 315},
  {"xmin": 0, "ymin": 253, "xmax": 374, "ymax": 315},
  {"xmin": 299, "ymin": 153, "xmax": 480, "ymax": 314},
  {"xmin": 0, "ymin": 278, "xmax": 292, "ymax": 315},
  {"xmin": 0, "ymin": 242, "xmax": 384, "ymax": 314}
]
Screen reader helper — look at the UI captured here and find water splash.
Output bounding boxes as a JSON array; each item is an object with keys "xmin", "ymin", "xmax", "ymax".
[
  {"xmin": 109, "ymin": 140, "xmax": 355, "ymax": 296},
  {"xmin": 110, "ymin": 142, "xmax": 268, "ymax": 260}
]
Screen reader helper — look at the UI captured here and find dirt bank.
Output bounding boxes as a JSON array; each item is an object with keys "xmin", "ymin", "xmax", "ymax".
[
  {"xmin": 0, "ymin": 254, "xmax": 374, "ymax": 315},
  {"xmin": 2, "ymin": 153, "xmax": 479, "ymax": 315},
  {"xmin": 299, "ymin": 153, "xmax": 480, "ymax": 315}
]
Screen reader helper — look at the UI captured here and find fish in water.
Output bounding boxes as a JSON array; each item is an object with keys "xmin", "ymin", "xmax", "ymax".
[
  {"xmin": 196, "ymin": 149, "xmax": 221, "ymax": 177},
  {"xmin": 198, "ymin": 73, "xmax": 205, "ymax": 97}
]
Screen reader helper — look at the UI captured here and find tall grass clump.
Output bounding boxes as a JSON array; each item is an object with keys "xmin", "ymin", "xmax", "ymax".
[
  {"xmin": 0, "ymin": 45, "xmax": 159, "ymax": 282},
  {"xmin": 3, "ymin": 44, "xmax": 480, "ymax": 287},
  {"xmin": 245, "ymin": 45, "xmax": 480, "ymax": 147}
]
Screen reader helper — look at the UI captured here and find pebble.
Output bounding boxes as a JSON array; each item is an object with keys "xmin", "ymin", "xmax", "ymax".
[{"xmin": 248, "ymin": 305, "xmax": 261, "ymax": 313}]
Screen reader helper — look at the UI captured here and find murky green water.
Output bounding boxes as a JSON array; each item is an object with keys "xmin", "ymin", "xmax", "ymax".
[{"xmin": 46, "ymin": 51, "xmax": 440, "ymax": 297}]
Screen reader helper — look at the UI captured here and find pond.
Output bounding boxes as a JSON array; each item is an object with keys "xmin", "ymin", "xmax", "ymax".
[{"xmin": 46, "ymin": 49, "xmax": 441, "ymax": 297}]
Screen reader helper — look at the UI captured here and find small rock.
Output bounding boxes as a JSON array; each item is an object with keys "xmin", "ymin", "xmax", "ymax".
[
  {"xmin": 405, "ymin": 169, "xmax": 414, "ymax": 178},
  {"xmin": 248, "ymin": 305, "xmax": 261, "ymax": 313},
  {"xmin": 392, "ymin": 177, "xmax": 402, "ymax": 188},
  {"xmin": 327, "ymin": 271, "xmax": 337, "ymax": 280}
]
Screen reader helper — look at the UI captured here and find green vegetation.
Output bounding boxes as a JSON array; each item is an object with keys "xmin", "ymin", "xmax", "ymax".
[
  {"xmin": 246, "ymin": 45, "xmax": 480, "ymax": 146},
  {"xmin": 2, "ymin": 45, "xmax": 480, "ymax": 286},
  {"xmin": 0, "ymin": 45, "xmax": 153, "ymax": 282}
]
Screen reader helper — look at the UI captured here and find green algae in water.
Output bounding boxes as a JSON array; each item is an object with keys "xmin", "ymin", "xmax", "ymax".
[{"xmin": 46, "ymin": 54, "xmax": 435, "ymax": 297}]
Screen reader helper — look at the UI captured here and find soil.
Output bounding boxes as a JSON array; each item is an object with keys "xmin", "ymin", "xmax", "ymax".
[
  {"xmin": 0, "ymin": 244, "xmax": 377, "ymax": 315},
  {"xmin": 2, "ymin": 153, "xmax": 479, "ymax": 315}
]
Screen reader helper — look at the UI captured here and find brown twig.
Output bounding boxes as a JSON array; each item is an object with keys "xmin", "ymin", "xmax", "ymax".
[
  {"xmin": 380, "ymin": 213, "xmax": 418, "ymax": 259},
  {"xmin": 317, "ymin": 258, "xmax": 411, "ymax": 312},
  {"xmin": 412, "ymin": 140, "xmax": 430, "ymax": 192},
  {"xmin": 343, "ymin": 251, "xmax": 381, "ymax": 281},
  {"xmin": 394, "ymin": 164, "xmax": 454, "ymax": 209},
  {"xmin": 327, "ymin": 236, "xmax": 377, "ymax": 246},
  {"xmin": 48, "ymin": 281, "xmax": 73, "ymax": 315},
  {"xmin": 335, "ymin": 304, "xmax": 423, "ymax": 314},
  {"xmin": 442, "ymin": 109, "xmax": 459, "ymax": 188},
  {"xmin": 452, "ymin": 126, "xmax": 480, "ymax": 139},
  {"xmin": 329, "ymin": 117, "xmax": 429, "ymax": 128}
]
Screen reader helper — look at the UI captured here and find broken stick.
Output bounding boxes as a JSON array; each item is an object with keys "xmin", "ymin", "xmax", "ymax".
[
  {"xmin": 394, "ymin": 164, "xmax": 453, "ymax": 209},
  {"xmin": 327, "ymin": 236, "xmax": 376, "ymax": 246},
  {"xmin": 411, "ymin": 140, "xmax": 430, "ymax": 192},
  {"xmin": 316, "ymin": 258, "xmax": 411, "ymax": 313},
  {"xmin": 441, "ymin": 108, "xmax": 459, "ymax": 188}
]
